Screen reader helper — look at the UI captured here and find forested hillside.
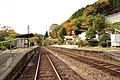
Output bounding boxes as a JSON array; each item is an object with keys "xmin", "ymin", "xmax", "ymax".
[
  {"xmin": 46, "ymin": 0, "xmax": 120, "ymax": 47},
  {"xmin": 48, "ymin": 0, "xmax": 120, "ymax": 44},
  {"xmin": 58, "ymin": 0, "xmax": 120, "ymax": 37}
]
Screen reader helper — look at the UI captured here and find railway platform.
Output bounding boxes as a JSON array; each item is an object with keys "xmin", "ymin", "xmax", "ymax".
[
  {"xmin": 0, "ymin": 46, "xmax": 39, "ymax": 80},
  {"xmin": 50, "ymin": 45, "xmax": 120, "ymax": 61}
]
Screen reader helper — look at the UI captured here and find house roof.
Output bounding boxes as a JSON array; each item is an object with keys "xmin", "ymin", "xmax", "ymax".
[{"xmin": 16, "ymin": 33, "xmax": 34, "ymax": 38}]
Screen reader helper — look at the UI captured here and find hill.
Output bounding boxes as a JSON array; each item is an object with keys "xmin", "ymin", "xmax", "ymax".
[{"xmin": 58, "ymin": 0, "xmax": 120, "ymax": 37}]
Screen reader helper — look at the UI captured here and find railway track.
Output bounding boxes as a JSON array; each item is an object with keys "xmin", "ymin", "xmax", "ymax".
[
  {"xmin": 34, "ymin": 48, "xmax": 61, "ymax": 80},
  {"xmin": 18, "ymin": 47, "xmax": 61, "ymax": 80},
  {"xmin": 18, "ymin": 47, "xmax": 85, "ymax": 80},
  {"xmin": 48, "ymin": 47, "xmax": 120, "ymax": 77}
]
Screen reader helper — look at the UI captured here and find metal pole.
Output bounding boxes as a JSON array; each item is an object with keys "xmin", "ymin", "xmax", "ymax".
[
  {"xmin": 115, "ymin": 29, "xmax": 117, "ymax": 47},
  {"xmin": 18, "ymin": 39, "xmax": 19, "ymax": 53},
  {"xmin": 10, "ymin": 41, "xmax": 12, "ymax": 58}
]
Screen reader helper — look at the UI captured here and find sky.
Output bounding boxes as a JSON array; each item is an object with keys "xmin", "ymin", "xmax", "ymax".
[{"xmin": 0, "ymin": 0, "xmax": 98, "ymax": 35}]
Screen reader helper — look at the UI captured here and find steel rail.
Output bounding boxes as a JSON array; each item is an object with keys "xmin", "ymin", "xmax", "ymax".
[
  {"xmin": 34, "ymin": 51, "xmax": 41, "ymax": 80},
  {"xmin": 44, "ymin": 49, "xmax": 62, "ymax": 80},
  {"xmin": 34, "ymin": 48, "xmax": 61, "ymax": 80}
]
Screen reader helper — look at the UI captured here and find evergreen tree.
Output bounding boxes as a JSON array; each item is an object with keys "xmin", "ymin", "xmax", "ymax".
[
  {"xmin": 44, "ymin": 31, "xmax": 49, "ymax": 39},
  {"xmin": 59, "ymin": 27, "xmax": 67, "ymax": 37}
]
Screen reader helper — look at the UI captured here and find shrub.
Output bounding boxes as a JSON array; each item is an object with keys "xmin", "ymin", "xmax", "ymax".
[
  {"xmin": 30, "ymin": 42, "xmax": 34, "ymax": 46},
  {"xmin": 0, "ymin": 45, "xmax": 6, "ymax": 50},
  {"xmin": 43, "ymin": 38, "xmax": 49, "ymax": 46},
  {"xmin": 100, "ymin": 42, "xmax": 107, "ymax": 47},
  {"xmin": 60, "ymin": 40, "xmax": 64, "ymax": 45},
  {"xmin": 53, "ymin": 40, "xmax": 59, "ymax": 44},
  {"xmin": 78, "ymin": 40, "xmax": 87, "ymax": 47},
  {"xmin": 3, "ymin": 42, "xmax": 16, "ymax": 49},
  {"xmin": 48, "ymin": 40, "xmax": 54, "ymax": 45},
  {"xmin": 99, "ymin": 34, "xmax": 110, "ymax": 42},
  {"xmin": 87, "ymin": 39, "xmax": 98, "ymax": 46}
]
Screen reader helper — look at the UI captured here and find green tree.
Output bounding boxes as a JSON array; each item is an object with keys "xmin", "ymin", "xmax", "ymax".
[
  {"xmin": 44, "ymin": 31, "xmax": 49, "ymax": 39},
  {"xmin": 109, "ymin": 0, "xmax": 120, "ymax": 8},
  {"xmin": 71, "ymin": 17, "xmax": 83, "ymax": 30},
  {"xmin": 71, "ymin": 7, "xmax": 84, "ymax": 19},
  {"xmin": 86, "ymin": 27, "xmax": 97, "ymax": 39},
  {"xmin": 49, "ymin": 24, "xmax": 61, "ymax": 39},
  {"xmin": 93, "ymin": 14, "xmax": 105, "ymax": 31},
  {"xmin": 99, "ymin": 34, "xmax": 110, "ymax": 42},
  {"xmin": 59, "ymin": 27, "xmax": 67, "ymax": 37}
]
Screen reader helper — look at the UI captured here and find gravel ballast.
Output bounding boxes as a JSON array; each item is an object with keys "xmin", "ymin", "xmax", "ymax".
[{"xmin": 46, "ymin": 47, "xmax": 120, "ymax": 80}]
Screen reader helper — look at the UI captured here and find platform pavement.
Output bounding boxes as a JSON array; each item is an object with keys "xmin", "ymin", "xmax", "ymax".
[
  {"xmin": 50, "ymin": 45, "xmax": 120, "ymax": 61},
  {"xmin": 0, "ymin": 46, "xmax": 38, "ymax": 79}
]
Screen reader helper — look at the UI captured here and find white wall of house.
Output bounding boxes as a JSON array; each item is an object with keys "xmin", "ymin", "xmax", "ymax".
[
  {"xmin": 64, "ymin": 36, "xmax": 74, "ymax": 41},
  {"xmin": 78, "ymin": 32, "xmax": 99, "ymax": 40},
  {"xmin": 105, "ymin": 12, "xmax": 120, "ymax": 24},
  {"xmin": 78, "ymin": 32, "xmax": 86, "ymax": 40},
  {"xmin": 64, "ymin": 36, "xmax": 76, "ymax": 45},
  {"xmin": 111, "ymin": 34, "xmax": 120, "ymax": 47},
  {"xmin": 95, "ymin": 34, "xmax": 99, "ymax": 41}
]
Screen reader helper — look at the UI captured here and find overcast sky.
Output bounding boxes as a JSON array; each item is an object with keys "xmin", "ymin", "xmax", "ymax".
[{"xmin": 0, "ymin": 0, "xmax": 98, "ymax": 35}]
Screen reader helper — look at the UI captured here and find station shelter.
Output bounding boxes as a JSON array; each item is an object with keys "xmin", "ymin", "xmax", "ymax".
[{"xmin": 16, "ymin": 33, "xmax": 34, "ymax": 48}]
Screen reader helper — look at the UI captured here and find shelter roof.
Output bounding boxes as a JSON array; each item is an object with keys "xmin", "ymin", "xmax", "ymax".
[{"xmin": 16, "ymin": 33, "xmax": 34, "ymax": 38}]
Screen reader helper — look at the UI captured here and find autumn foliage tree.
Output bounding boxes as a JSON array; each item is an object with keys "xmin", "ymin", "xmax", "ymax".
[
  {"xmin": 64, "ymin": 23, "xmax": 72, "ymax": 36},
  {"xmin": 8, "ymin": 30, "xmax": 17, "ymax": 38}
]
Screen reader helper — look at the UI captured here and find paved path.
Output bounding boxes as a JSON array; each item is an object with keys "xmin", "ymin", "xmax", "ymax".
[{"xmin": 0, "ymin": 48, "xmax": 30, "ymax": 77}]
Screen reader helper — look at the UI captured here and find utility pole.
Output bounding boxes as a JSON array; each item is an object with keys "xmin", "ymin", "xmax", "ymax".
[
  {"xmin": 27, "ymin": 25, "xmax": 30, "ymax": 34},
  {"xmin": 27, "ymin": 25, "xmax": 30, "ymax": 47}
]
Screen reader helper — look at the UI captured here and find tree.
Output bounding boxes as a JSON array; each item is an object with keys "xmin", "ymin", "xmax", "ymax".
[
  {"xmin": 59, "ymin": 27, "xmax": 67, "ymax": 37},
  {"xmin": 64, "ymin": 23, "xmax": 72, "ymax": 36},
  {"xmin": 83, "ymin": 5, "xmax": 95, "ymax": 17},
  {"xmin": 109, "ymin": 0, "xmax": 120, "ymax": 8},
  {"xmin": 99, "ymin": 34, "xmax": 110, "ymax": 42},
  {"xmin": 49, "ymin": 24, "xmax": 61, "ymax": 39},
  {"xmin": 8, "ymin": 30, "xmax": 17, "ymax": 38},
  {"xmin": 49, "ymin": 24, "xmax": 59, "ymax": 32},
  {"xmin": 86, "ymin": 27, "xmax": 97, "ymax": 39},
  {"xmin": 93, "ymin": 14, "xmax": 105, "ymax": 31},
  {"xmin": 71, "ymin": 17, "xmax": 83, "ymax": 30},
  {"xmin": 29, "ymin": 33, "xmax": 42, "ymax": 46},
  {"xmin": 44, "ymin": 31, "xmax": 49, "ymax": 39},
  {"xmin": 0, "ymin": 29, "xmax": 17, "ymax": 41},
  {"xmin": 71, "ymin": 7, "xmax": 84, "ymax": 19}
]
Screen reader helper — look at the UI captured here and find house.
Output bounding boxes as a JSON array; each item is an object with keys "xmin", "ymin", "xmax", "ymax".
[
  {"xmin": 63, "ymin": 36, "xmax": 75, "ymax": 45},
  {"xmin": 78, "ymin": 32, "xmax": 99, "ymax": 41},
  {"xmin": 78, "ymin": 32, "xmax": 86, "ymax": 40},
  {"xmin": 111, "ymin": 34, "xmax": 120, "ymax": 47}
]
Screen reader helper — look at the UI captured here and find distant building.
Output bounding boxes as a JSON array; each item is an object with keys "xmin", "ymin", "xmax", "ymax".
[{"xmin": 63, "ymin": 36, "xmax": 75, "ymax": 45}]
